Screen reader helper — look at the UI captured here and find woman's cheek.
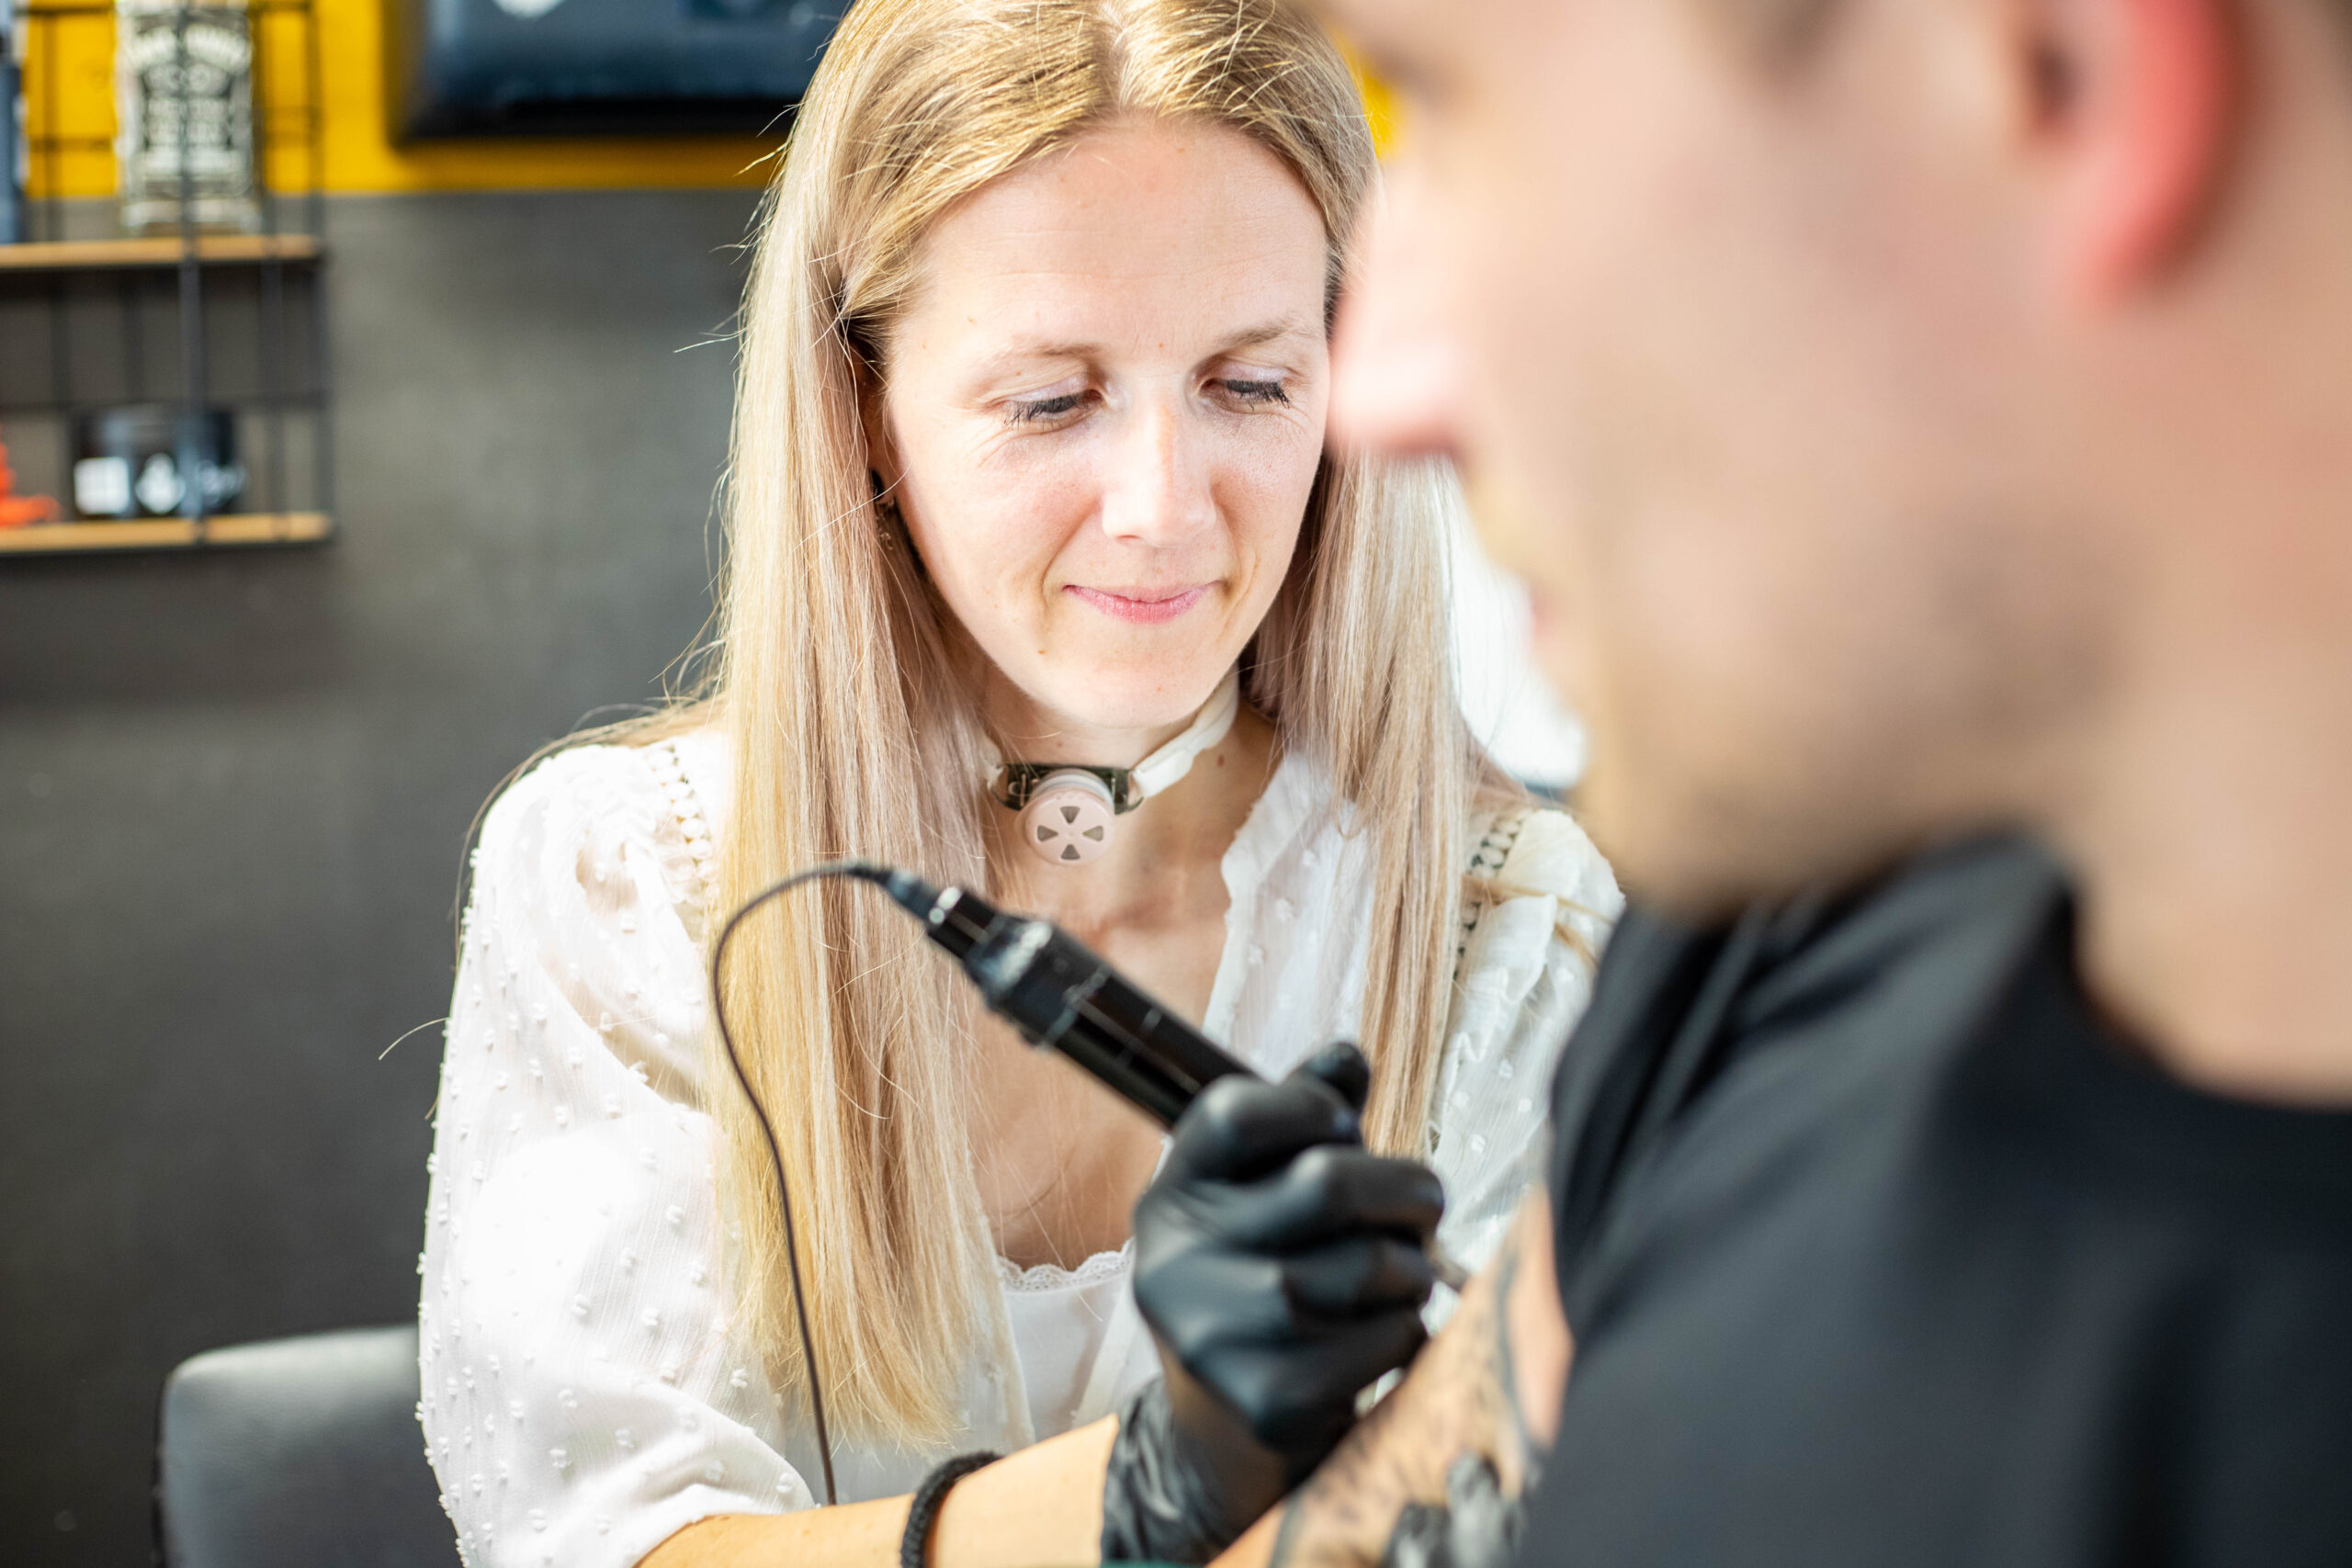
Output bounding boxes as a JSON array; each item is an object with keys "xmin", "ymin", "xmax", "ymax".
[
  {"xmin": 933, "ymin": 441, "xmax": 1090, "ymax": 589},
  {"xmin": 1222, "ymin": 434, "xmax": 1317, "ymax": 561},
  {"xmin": 985, "ymin": 502, "xmax": 1099, "ymax": 637}
]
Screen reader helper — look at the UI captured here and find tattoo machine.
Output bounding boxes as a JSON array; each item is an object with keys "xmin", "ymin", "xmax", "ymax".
[{"xmin": 767, "ymin": 861, "xmax": 1469, "ymax": 1286}]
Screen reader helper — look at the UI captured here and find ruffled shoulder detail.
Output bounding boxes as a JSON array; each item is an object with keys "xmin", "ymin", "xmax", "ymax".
[
  {"xmin": 1446, "ymin": 800, "xmax": 1619, "ymax": 1028},
  {"xmin": 642, "ymin": 729, "xmax": 729, "ymax": 944},
  {"xmin": 1426, "ymin": 802, "xmax": 1620, "ymax": 1272},
  {"xmin": 469, "ymin": 739, "xmax": 718, "ymax": 1109},
  {"xmin": 1495, "ymin": 807, "xmax": 1623, "ymax": 958}
]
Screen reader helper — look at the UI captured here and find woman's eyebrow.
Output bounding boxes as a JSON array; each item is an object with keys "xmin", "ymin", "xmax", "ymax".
[
  {"xmin": 1216, "ymin": 316, "xmax": 1318, "ymax": 355},
  {"xmin": 960, "ymin": 341, "xmax": 1101, "ymax": 390}
]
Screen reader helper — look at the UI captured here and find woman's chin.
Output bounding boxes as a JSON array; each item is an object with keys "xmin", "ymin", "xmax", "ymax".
[{"xmin": 1023, "ymin": 663, "xmax": 1235, "ymax": 738}]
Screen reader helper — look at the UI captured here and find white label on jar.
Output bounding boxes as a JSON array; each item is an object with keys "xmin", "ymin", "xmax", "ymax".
[
  {"xmin": 135, "ymin": 452, "xmax": 186, "ymax": 515},
  {"xmin": 73, "ymin": 456, "xmax": 131, "ymax": 517}
]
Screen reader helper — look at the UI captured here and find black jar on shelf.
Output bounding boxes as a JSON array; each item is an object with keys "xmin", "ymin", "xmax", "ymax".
[{"xmin": 71, "ymin": 405, "xmax": 244, "ymax": 520}]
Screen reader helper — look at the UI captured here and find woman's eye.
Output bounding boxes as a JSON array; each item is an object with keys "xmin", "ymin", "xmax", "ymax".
[
  {"xmin": 1219, "ymin": 378, "xmax": 1292, "ymax": 407},
  {"xmin": 1008, "ymin": 391, "xmax": 1091, "ymax": 425}
]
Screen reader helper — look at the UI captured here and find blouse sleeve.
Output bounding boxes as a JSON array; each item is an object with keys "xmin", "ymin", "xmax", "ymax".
[
  {"xmin": 417, "ymin": 744, "xmax": 809, "ymax": 1568},
  {"xmin": 1426, "ymin": 807, "xmax": 1623, "ymax": 1281}
]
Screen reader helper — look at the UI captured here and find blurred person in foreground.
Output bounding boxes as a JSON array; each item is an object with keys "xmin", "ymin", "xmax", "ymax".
[{"xmin": 1201, "ymin": 0, "xmax": 2352, "ymax": 1564}]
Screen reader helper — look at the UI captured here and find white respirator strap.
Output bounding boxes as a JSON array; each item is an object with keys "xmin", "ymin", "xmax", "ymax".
[{"xmin": 984, "ymin": 669, "xmax": 1243, "ymax": 866}]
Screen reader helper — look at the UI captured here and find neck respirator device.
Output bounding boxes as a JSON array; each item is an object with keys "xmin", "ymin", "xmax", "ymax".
[{"xmin": 985, "ymin": 668, "xmax": 1241, "ymax": 866}]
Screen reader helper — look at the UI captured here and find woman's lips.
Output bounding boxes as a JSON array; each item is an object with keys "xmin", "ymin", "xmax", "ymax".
[{"xmin": 1065, "ymin": 583, "xmax": 1212, "ymax": 625}]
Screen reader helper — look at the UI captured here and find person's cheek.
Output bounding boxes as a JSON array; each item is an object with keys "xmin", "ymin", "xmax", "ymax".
[
  {"xmin": 1012, "ymin": 447, "xmax": 1107, "ymax": 648},
  {"xmin": 1250, "ymin": 419, "xmax": 1321, "ymax": 608},
  {"xmin": 920, "ymin": 425, "xmax": 1071, "ymax": 667}
]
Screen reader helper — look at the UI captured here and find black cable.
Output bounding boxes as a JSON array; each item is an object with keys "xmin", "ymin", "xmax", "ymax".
[{"xmin": 708, "ymin": 860, "xmax": 892, "ymax": 1509}]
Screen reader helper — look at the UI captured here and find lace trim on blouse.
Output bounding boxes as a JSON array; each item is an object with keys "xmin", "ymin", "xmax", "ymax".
[
  {"xmin": 995, "ymin": 1247, "xmax": 1133, "ymax": 1293},
  {"xmin": 1457, "ymin": 807, "xmax": 1534, "ymax": 967},
  {"xmin": 645, "ymin": 739, "xmax": 718, "ymax": 943}
]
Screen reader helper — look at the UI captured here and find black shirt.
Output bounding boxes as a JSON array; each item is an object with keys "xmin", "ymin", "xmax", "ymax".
[{"xmin": 1523, "ymin": 837, "xmax": 2352, "ymax": 1568}]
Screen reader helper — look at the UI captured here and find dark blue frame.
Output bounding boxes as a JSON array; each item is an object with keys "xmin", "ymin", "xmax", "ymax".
[{"xmin": 389, "ymin": 0, "xmax": 842, "ymax": 139}]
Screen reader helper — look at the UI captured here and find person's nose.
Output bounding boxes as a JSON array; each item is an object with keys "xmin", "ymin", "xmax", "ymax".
[
  {"xmin": 1099, "ymin": 394, "xmax": 1217, "ymax": 547},
  {"xmin": 1329, "ymin": 164, "xmax": 1466, "ymax": 462}
]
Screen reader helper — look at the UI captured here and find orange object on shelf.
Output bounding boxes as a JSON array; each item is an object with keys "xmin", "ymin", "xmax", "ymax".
[{"xmin": 0, "ymin": 425, "xmax": 62, "ymax": 528}]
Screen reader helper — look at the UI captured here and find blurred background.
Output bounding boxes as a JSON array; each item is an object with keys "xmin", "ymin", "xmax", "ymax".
[{"xmin": 0, "ymin": 3, "xmax": 1578, "ymax": 1560}]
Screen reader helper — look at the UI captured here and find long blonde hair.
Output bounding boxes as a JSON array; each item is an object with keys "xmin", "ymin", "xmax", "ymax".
[{"xmin": 703, "ymin": 0, "xmax": 1498, "ymax": 1446}]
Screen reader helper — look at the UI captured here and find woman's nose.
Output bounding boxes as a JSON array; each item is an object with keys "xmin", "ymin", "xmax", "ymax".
[{"xmin": 1099, "ymin": 398, "xmax": 1217, "ymax": 547}]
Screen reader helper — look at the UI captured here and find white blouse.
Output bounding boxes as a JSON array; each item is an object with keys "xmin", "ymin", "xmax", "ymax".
[{"xmin": 417, "ymin": 730, "xmax": 1620, "ymax": 1568}]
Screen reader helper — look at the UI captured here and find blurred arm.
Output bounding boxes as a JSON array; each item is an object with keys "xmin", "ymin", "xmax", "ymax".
[{"xmin": 1215, "ymin": 1190, "xmax": 1571, "ymax": 1568}]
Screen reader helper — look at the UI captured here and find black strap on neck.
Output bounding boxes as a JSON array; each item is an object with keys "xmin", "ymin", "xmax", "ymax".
[{"xmin": 989, "ymin": 764, "xmax": 1141, "ymax": 814}]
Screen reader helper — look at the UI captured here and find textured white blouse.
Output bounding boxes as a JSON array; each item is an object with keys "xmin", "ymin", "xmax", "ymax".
[{"xmin": 417, "ymin": 730, "xmax": 1621, "ymax": 1568}]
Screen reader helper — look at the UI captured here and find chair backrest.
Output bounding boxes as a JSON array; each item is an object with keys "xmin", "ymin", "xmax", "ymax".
[{"xmin": 156, "ymin": 1325, "xmax": 460, "ymax": 1568}]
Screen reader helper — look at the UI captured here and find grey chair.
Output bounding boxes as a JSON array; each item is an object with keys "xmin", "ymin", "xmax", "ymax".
[{"xmin": 156, "ymin": 1325, "xmax": 461, "ymax": 1568}]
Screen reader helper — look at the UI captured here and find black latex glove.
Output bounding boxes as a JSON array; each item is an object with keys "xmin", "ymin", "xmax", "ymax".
[{"xmin": 1102, "ymin": 1042, "xmax": 1445, "ymax": 1564}]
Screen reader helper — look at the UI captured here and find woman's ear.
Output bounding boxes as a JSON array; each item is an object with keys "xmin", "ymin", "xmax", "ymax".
[
  {"xmin": 858, "ymin": 369, "xmax": 905, "ymax": 505},
  {"xmin": 859, "ymin": 372, "xmax": 926, "ymax": 576}
]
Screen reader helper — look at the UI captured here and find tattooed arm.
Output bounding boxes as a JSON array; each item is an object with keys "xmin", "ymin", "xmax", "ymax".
[{"xmin": 1211, "ymin": 1190, "xmax": 1573, "ymax": 1568}]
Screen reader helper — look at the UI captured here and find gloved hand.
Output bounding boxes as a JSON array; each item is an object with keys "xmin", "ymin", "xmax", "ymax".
[{"xmin": 1102, "ymin": 1043, "xmax": 1445, "ymax": 1564}]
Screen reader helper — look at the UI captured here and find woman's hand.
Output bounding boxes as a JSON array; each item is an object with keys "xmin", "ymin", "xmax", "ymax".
[{"xmin": 1105, "ymin": 1043, "xmax": 1447, "ymax": 1563}]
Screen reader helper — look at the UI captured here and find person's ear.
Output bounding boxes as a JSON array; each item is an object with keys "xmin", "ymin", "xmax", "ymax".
[
  {"xmin": 2018, "ymin": 0, "xmax": 2237, "ymax": 300},
  {"xmin": 857, "ymin": 368, "xmax": 905, "ymax": 502}
]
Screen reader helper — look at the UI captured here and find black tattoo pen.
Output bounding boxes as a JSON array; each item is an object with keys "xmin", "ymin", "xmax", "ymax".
[{"xmin": 831, "ymin": 860, "xmax": 1468, "ymax": 1288}]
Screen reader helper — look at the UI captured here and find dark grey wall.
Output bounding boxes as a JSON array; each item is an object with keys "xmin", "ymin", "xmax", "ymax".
[{"xmin": 0, "ymin": 187, "xmax": 760, "ymax": 1566}]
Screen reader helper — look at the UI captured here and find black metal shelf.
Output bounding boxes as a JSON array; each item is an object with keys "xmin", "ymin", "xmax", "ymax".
[{"xmin": 2, "ymin": 0, "xmax": 334, "ymax": 554}]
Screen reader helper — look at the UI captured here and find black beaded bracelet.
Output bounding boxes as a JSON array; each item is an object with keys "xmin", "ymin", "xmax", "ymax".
[{"xmin": 899, "ymin": 1450, "xmax": 1003, "ymax": 1568}]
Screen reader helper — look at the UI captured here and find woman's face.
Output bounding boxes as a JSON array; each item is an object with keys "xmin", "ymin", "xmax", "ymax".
[{"xmin": 874, "ymin": 116, "xmax": 1332, "ymax": 751}]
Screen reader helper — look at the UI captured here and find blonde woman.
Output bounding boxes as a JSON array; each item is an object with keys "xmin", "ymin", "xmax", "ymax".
[{"xmin": 415, "ymin": 1, "xmax": 1618, "ymax": 1563}]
